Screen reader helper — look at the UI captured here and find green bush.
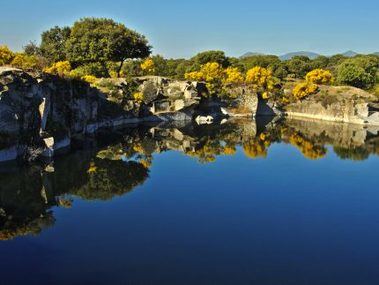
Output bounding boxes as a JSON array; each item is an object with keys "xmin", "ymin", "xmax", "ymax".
[
  {"xmin": 336, "ymin": 62, "xmax": 375, "ymax": 89},
  {"xmin": 70, "ymin": 63, "xmax": 109, "ymax": 78}
]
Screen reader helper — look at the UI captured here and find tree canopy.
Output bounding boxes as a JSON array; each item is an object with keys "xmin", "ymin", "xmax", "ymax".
[{"xmin": 65, "ymin": 18, "xmax": 151, "ymax": 75}]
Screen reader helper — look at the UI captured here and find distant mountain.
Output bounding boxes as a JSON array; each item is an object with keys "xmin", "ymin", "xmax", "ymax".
[
  {"xmin": 373, "ymin": 52, "xmax": 379, "ymax": 56},
  {"xmin": 240, "ymin": 52, "xmax": 264, "ymax": 58},
  {"xmin": 341, "ymin": 50, "xmax": 358, "ymax": 57},
  {"xmin": 279, "ymin": 51, "xmax": 320, "ymax": 60}
]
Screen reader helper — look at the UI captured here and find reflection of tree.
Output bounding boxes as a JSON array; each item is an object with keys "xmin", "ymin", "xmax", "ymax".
[
  {"xmin": 0, "ymin": 214, "xmax": 55, "ymax": 241},
  {"xmin": 0, "ymin": 146, "xmax": 150, "ymax": 240},
  {"xmin": 288, "ymin": 132, "xmax": 327, "ymax": 160},
  {"xmin": 3, "ymin": 119, "xmax": 379, "ymax": 241},
  {"xmin": 73, "ymin": 159, "xmax": 149, "ymax": 201},
  {"xmin": 243, "ymin": 133, "xmax": 272, "ymax": 159},
  {"xmin": 333, "ymin": 146, "xmax": 370, "ymax": 161}
]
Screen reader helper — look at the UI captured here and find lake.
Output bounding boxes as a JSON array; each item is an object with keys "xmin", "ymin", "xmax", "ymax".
[{"xmin": 1, "ymin": 117, "xmax": 379, "ymax": 285}]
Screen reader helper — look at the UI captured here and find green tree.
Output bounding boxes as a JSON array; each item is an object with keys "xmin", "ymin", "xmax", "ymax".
[
  {"xmin": 310, "ymin": 56, "xmax": 330, "ymax": 69},
  {"xmin": 40, "ymin": 26, "xmax": 71, "ymax": 63},
  {"xmin": 285, "ymin": 56, "xmax": 312, "ymax": 78},
  {"xmin": 336, "ymin": 62, "xmax": 375, "ymax": 89},
  {"xmin": 190, "ymin": 50, "xmax": 230, "ymax": 70},
  {"xmin": 65, "ymin": 18, "xmax": 151, "ymax": 76},
  {"xmin": 23, "ymin": 41, "xmax": 41, "ymax": 56},
  {"xmin": 239, "ymin": 55, "xmax": 281, "ymax": 71}
]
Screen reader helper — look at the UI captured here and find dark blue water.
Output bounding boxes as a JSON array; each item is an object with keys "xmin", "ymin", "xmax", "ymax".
[{"xmin": 1, "ymin": 119, "xmax": 379, "ymax": 285}]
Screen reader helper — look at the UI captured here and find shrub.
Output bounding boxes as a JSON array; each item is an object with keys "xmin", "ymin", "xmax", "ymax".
[
  {"xmin": 292, "ymin": 82, "xmax": 319, "ymax": 100},
  {"xmin": 140, "ymin": 58, "xmax": 155, "ymax": 75},
  {"xmin": 306, "ymin": 69, "xmax": 333, "ymax": 85},
  {"xmin": 132, "ymin": 92, "xmax": 144, "ymax": 102},
  {"xmin": 10, "ymin": 53, "xmax": 46, "ymax": 70},
  {"xmin": 185, "ymin": 62, "xmax": 225, "ymax": 95},
  {"xmin": 44, "ymin": 61, "xmax": 71, "ymax": 76},
  {"xmin": 0, "ymin": 45, "xmax": 15, "ymax": 65},
  {"xmin": 336, "ymin": 62, "xmax": 375, "ymax": 89},
  {"xmin": 70, "ymin": 62, "xmax": 108, "ymax": 78},
  {"xmin": 223, "ymin": 67, "xmax": 244, "ymax": 86},
  {"xmin": 81, "ymin": 75, "xmax": 98, "ymax": 84},
  {"xmin": 245, "ymin": 66, "xmax": 277, "ymax": 99}
]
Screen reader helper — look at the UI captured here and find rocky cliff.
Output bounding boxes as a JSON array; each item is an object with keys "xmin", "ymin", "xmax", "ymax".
[
  {"xmin": 284, "ymin": 86, "xmax": 379, "ymax": 125},
  {"xmin": 0, "ymin": 68, "xmax": 257, "ymax": 162}
]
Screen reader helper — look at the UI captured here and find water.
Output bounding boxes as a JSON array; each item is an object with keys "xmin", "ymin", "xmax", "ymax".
[{"xmin": 1, "ymin": 118, "xmax": 379, "ymax": 285}]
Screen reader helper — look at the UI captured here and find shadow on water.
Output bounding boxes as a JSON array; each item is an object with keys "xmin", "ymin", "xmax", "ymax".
[{"xmin": 1, "ymin": 117, "xmax": 379, "ymax": 240}]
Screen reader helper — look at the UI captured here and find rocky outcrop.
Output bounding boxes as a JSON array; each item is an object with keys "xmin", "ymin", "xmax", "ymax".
[
  {"xmin": 221, "ymin": 86, "xmax": 259, "ymax": 117},
  {"xmin": 284, "ymin": 86, "xmax": 379, "ymax": 125},
  {"xmin": 0, "ymin": 70, "xmax": 231, "ymax": 162}
]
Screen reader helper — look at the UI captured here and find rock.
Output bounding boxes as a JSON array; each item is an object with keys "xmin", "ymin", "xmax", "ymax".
[
  {"xmin": 0, "ymin": 67, "xmax": 43, "ymax": 137},
  {"xmin": 284, "ymin": 86, "xmax": 379, "ymax": 125},
  {"xmin": 195, "ymin": 115, "xmax": 214, "ymax": 125},
  {"xmin": 222, "ymin": 86, "xmax": 258, "ymax": 117}
]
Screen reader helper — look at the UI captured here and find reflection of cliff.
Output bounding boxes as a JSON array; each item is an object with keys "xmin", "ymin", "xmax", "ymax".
[
  {"xmin": 0, "ymin": 148, "xmax": 149, "ymax": 240},
  {"xmin": 2, "ymin": 118, "xmax": 379, "ymax": 240},
  {"xmin": 0, "ymin": 167, "xmax": 56, "ymax": 240},
  {"xmin": 282, "ymin": 118, "xmax": 379, "ymax": 161}
]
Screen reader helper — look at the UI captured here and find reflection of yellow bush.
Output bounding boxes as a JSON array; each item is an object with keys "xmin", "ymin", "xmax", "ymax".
[
  {"xmin": 306, "ymin": 69, "xmax": 333, "ymax": 85},
  {"xmin": 289, "ymin": 133, "xmax": 326, "ymax": 160},
  {"xmin": 223, "ymin": 146, "xmax": 237, "ymax": 155},
  {"xmin": 243, "ymin": 141, "xmax": 267, "ymax": 158},
  {"xmin": 292, "ymin": 82, "xmax": 318, "ymax": 100},
  {"xmin": 140, "ymin": 159, "xmax": 152, "ymax": 168},
  {"xmin": 44, "ymin": 61, "xmax": 71, "ymax": 77}
]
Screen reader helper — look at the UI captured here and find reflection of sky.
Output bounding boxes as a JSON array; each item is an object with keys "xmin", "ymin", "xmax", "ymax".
[{"xmin": 1, "ymin": 143, "xmax": 379, "ymax": 284}]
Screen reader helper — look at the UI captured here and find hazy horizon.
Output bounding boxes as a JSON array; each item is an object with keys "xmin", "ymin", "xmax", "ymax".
[{"xmin": 1, "ymin": 0, "xmax": 378, "ymax": 58}]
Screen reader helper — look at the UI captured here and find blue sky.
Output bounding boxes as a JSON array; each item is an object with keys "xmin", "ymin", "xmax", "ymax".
[{"xmin": 1, "ymin": 0, "xmax": 378, "ymax": 58}]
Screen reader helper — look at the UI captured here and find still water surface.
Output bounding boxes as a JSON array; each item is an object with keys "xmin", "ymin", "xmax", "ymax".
[{"xmin": 1, "ymin": 118, "xmax": 379, "ymax": 285}]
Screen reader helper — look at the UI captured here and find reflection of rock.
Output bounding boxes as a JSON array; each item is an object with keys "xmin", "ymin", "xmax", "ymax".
[
  {"xmin": 283, "ymin": 117, "xmax": 379, "ymax": 149},
  {"xmin": 0, "ymin": 166, "xmax": 56, "ymax": 240},
  {"xmin": 2, "ymin": 117, "xmax": 379, "ymax": 240}
]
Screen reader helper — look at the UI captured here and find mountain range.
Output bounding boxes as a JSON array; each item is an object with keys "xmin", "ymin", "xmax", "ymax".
[{"xmin": 240, "ymin": 50, "xmax": 378, "ymax": 60}]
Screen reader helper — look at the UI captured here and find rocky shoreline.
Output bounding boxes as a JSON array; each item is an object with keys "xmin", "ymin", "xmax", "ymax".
[{"xmin": 1, "ymin": 67, "xmax": 379, "ymax": 163}]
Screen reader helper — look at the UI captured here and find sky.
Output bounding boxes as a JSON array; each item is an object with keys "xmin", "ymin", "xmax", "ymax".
[{"xmin": 0, "ymin": 0, "xmax": 378, "ymax": 58}]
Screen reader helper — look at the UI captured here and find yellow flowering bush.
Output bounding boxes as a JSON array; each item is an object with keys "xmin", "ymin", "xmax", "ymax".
[
  {"xmin": 292, "ymin": 82, "xmax": 319, "ymax": 100},
  {"xmin": 0, "ymin": 45, "xmax": 15, "ymax": 65},
  {"xmin": 185, "ymin": 62, "xmax": 225, "ymax": 95},
  {"xmin": 245, "ymin": 66, "xmax": 277, "ymax": 99},
  {"xmin": 184, "ymin": 71, "xmax": 204, "ymax": 81},
  {"xmin": 81, "ymin": 75, "xmax": 98, "ymax": 84},
  {"xmin": 132, "ymin": 92, "xmax": 144, "ymax": 102},
  {"xmin": 223, "ymin": 67, "xmax": 244, "ymax": 86},
  {"xmin": 140, "ymin": 58, "xmax": 155, "ymax": 74},
  {"xmin": 10, "ymin": 53, "xmax": 41, "ymax": 70},
  {"xmin": 306, "ymin": 69, "xmax": 333, "ymax": 85},
  {"xmin": 44, "ymin": 61, "xmax": 72, "ymax": 77}
]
